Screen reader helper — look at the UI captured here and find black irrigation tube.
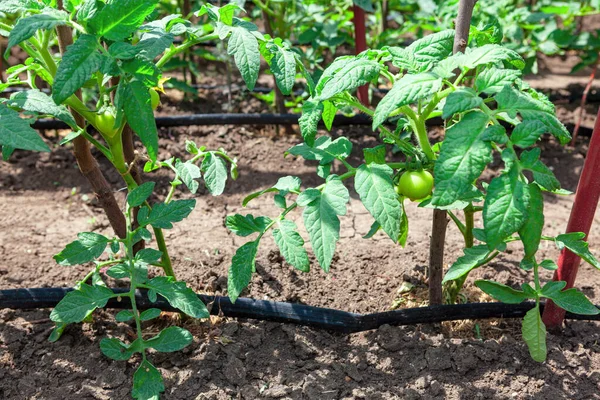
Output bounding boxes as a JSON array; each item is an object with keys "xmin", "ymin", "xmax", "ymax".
[
  {"xmin": 1, "ymin": 288, "xmax": 599, "ymax": 333},
  {"xmin": 27, "ymin": 113, "xmax": 594, "ymax": 138},
  {"xmin": 30, "ymin": 113, "xmax": 382, "ymax": 130}
]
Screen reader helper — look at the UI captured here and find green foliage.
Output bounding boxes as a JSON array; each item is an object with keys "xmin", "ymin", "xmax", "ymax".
[{"xmin": 522, "ymin": 306, "xmax": 547, "ymax": 362}]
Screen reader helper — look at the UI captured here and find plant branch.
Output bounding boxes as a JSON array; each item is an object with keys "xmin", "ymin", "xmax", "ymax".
[{"xmin": 55, "ymin": 0, "xmax": 127, "ymax": 240}]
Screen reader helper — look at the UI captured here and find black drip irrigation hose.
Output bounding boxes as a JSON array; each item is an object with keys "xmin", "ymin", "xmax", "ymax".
[
  {"xmin": 31, "ymin": 113, "xmax": 384, "ymax": 130},
  {"xmin": 27, "ymin": 113, "xmax": 594, "ymax": 138},
  {"xmin": 1, "ymin": 288, "xmax": 598, "ymax": 333}
]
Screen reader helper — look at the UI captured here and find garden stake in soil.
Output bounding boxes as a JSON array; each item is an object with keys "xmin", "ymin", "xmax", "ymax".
[
  {"xmin": 353, "ymin": 3, "xmax": 369, "ymax": 106},
  {"xmin": 543, "ymin": 105, "xmax": 600, "ymax": 328}
]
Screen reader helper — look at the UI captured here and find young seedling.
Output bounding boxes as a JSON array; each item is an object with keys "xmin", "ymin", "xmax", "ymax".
[{"xmin": 226, "ymin": 29, "xmax": 600, "ymax": 362}]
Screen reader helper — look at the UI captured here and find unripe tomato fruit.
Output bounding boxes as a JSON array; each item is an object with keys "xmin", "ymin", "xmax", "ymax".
[
  {"xmin": 149, "ymin": 88, "xmax": 160, "ymax": 110},
  {"xmin": 396, "ymin": 170, "xmax": 434, "ymax": 201},
  {"xmin": 96, "ymin": 111, "xmax": 118, "ymax": 137}
]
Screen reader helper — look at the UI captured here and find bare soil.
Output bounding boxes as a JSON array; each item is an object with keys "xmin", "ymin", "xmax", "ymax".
[{"xmin": 2, "ymin": 64, "xmax": 600, "ymax": 399}]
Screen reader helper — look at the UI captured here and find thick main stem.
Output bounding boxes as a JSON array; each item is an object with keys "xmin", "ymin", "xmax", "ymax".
[
  {"xmin": 55, "ymin": 1, "xmax": 127, "ymax": 239},
  {"xmin": 453, "ymin": 0, "xmax": 477, "ymax": 54},
  {"xmin": 429, "ymin": 0, "xmax": 477, "ymax": 305}
]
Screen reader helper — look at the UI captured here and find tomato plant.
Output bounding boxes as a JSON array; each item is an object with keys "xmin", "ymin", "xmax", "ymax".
[
  {"xmin": 226, "ymin": 29, "xmax": 600, "ymax": 363},
  {"xmin": 0, "ymin": 1, "xmax": 286, "ymax": 398}
]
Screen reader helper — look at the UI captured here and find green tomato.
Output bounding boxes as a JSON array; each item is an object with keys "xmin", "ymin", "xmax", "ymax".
[
  {"xmin": 96, "ymin": 111, "xmax": 118, "ymax": 138},
  {"xmin": 396, "ymin": 170, "xmax": 434, "ymax": 201},
  {"xmin": 149, "ymin": 88, "xmax": 160, "ymax": 110}
]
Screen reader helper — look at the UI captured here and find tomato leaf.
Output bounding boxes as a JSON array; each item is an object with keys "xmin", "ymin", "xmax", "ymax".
[
  {"xmin": 522, "ymin": 305, "xmax": 547, "ymax": 362},
  {"xmin": 299, "ymin": 176, "xmax": 349, "ymax": 272},
  {"xmin": 354, "ymin": 163, "xmax": 401, "ymax": 241},
  {"xmin": 228, "ymin": 240, "xmax": 259, "ymax": 303},
  {"xmin": 0, "ymin": 104, "xmax": 50, "ymax": 153},
  {"xmin": 273, "ymin": 219, "xmax": 310, "ymax": 272},
  {"xmin": 431, "ymin": 111, "xmax": 491, "ymax": 207}
]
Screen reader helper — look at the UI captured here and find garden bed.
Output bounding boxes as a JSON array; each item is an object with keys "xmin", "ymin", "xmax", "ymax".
[{"xmin": 2, "ymin": 102, "xmax": 600, "ymax": 398}]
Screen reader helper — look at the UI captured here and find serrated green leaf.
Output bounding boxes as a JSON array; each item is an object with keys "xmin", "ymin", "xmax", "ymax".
[
  {"xmin": 175, "ymin": 160, "xmax": 201, "ymax": 194},
  {"xmin": 555, "ymin": 232, "xmax": 600, "ymax": 269},
  {"xmin": 140, "ymin": 308, "xmax": 162, "ymax": 321},
  {"xmin": 317, "ymin": 58, "xmax": 380, "ymax": 101},
  {"xmin": 475, "ymin": 67, "xmax": 521, "ymax": 94},
  {"xmin": 392, "ymin": 29, "xmax": 454, "ymax": 72},
  {"xmin": 106, "ymin": 264, "xmax": 129, "ymax": 279},
  {"xmin": 135, "ymin": 248, "xmax": 163, "ymax": 264},
  {"xmin": 0, "ymin": 104, "xmax": 49, "ymax": 152},
  {"xmin": 302, "ymin": 177, "xmax": 349, "ymax": 272},
  {"xmin": 7, "ymin": 10, "xmax": 68, "ymax": 53},
  {"xmin": 315, "ymin": 56, "xmax": 355, "ymax": 93},
  {"xmin": 511, "ymin": 120, "xmax": 546, "ymax": 148},
  {"xmin": 287, "ymin": 136, "xmax": 352, "ymax": 165},
  {"xmin": 128, "ymin": 181, "xmax": 155, "ymax": 208},
  {"xmin": 88, "ymin": 0, "xmax": 159, "ymax": 41},
  {"xmin": 299, "ymin": 101, "xmax": 323, "ymax": 146},
  {"xmin": 442, "ymin": 88, "xmax": 483, "ymax": 119},
  {"xmin": 354, "ymin": 164, "xmax": 401, "ymax": 241},
  {"xmin": 541, "ymin": 283, "xmax": 599, "ymax": 315},
  {"xmin": 363, "ymin": 145, "xmax": 387, "ymax": 164},
  {"xmin": 481, "ymin": 125, "xmax": 509, "ymax": 144},
  {"xmin": 144, "ymin": 276, "xmax": 208, "ymax": 318},
  {"xmin": 227, "ymin": 26, "xmax": 260, "ymax": 90},
  {"xmin": 540, "ymin": 259, "xmax": 558, "ymax": 270},
  {"xmin": 519, "ymin": 149, "xmax": 561, "ymax": 191},
  {"xmin": 431, "ymin": 111, "xmax": 491, "ymax": 206},
  {"xmin": 522, "ymin": 306, "xmax": 547, "ymax": 362},
  {"xmin": 54, "ymin": 232, "xmax": 110, "ymax": 266},
  {"xmin": 201, "ymin": 152, "xmax": 228, "ymax": 195},
  {"xmin": 228, "ymin": 240, "xmax": 259, "ymax": 303},
  {"xmin": 52, "ymin": 34, "xmax": 102, "ymax": 105},
  {"xmin": 475, "ymin": 280, "xmax": 532, "ymax": 303},
  {"xmin": 496, "ymin": 86, "xmax": 570, "ymax": 145},
  {"xmin": 8, "ymin": 90, "xmax": 77, "ymax": 128},
  {"xmin": 483, "ymin": 172, "xmax": 530, "ymax": 250},
  {"xmin": 269, "ymin": 45, "xmax": 296, "ymax": 95},
  {"xmin": 226, "ymin": 214, "xmax": 272, "ymax": 237},
  {"xmin": 132, "ymin": 360, "xmax": 164, "ymax": 400},
  {"xmin": 138, "ymin": 199, "xmax": 195, "ymax": 229},
  {"xmin": 122, "ymin": 57, "xmax": 160, "ymax": 87},
  {"xmin": 123, "ymin": 80, "xmax": 159, "ymax": 162},
  {"xmin": 373, "ymin": 72, "xmax": 442, "ymax": 129},
  {"xmin": 464, "ymin": 44, "xmax": 525, "ymax": 70},
  {"xmin": 443, "ymin": 246, "xmax": 491, "ymax": 283},
  {"xmin": 273, "ymin": 219, "xmax": 310, "ymax": 272},
  {"xmin": 0, "ymin": 0, "xmax": 43, "ymax": 13},
  {"xmin": 50, "ymin": 284, "xmax": 114, "ymax": 323},
  {"xmin": 519, "ymin": 184, "xmax": 544, "ymax": 259},
  {"xmin": 100, "ymin": 338, "xmax": 135, "ymax": 360},
  {"xmin": 115, "ymin": 310, "xmax": 134, "ymax": 322},
  {"xmin": 137, "ymin": 25, "xmax": 174, "ymax": 60},
  {"xmin": 145, "ymin": 326, "xmax": 192, "ymax": 352},
  {"xmin": 322, "ymin": 101, "xmax": 336, "ymax": 131}
]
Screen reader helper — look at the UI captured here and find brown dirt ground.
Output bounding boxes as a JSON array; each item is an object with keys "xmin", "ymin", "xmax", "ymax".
[{"xmin": 2, "ymin": 61, "xmax": 600, "ymax": 399}]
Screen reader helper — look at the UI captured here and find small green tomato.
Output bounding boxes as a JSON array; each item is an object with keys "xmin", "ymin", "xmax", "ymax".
[
  {"xmin": 396, "ymin": 170, "xmax": 434, "ymax": 201},
  {"xmin": 149, "ymin": 88, "xmax": 160, "ymax": 110},
  {"xmin": 96, "ymin": 111, "xmax": 118, "ymax": 138}
]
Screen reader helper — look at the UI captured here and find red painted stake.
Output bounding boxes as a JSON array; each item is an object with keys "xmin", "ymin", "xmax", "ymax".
[
  {"xmin": 352, "ymin": 5, "xmax": 369, "ymax": 106},
  {"xmin": 542, "ymin": 106, "xmax": 600, "ymax": 328}
]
